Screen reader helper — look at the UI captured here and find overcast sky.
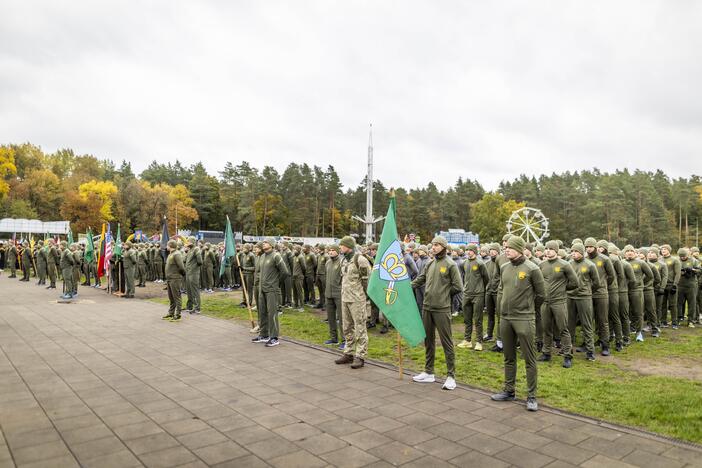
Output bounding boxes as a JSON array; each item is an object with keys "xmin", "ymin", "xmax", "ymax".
[{"xmin": 1, "ymin": 1, "xmax": 701, "ymax": 191}]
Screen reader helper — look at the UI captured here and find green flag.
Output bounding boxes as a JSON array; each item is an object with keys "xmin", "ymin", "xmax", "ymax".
[
  {"xmin": 367, "ymin": 193, "xmax": 426, "ymax": 347},
  {"xmin": 67, "ymin": 230, "xmax": 74, "ymax": 245},
  {"xmin": 219, "ymin": 215, "xmax": 236, "ymax": 278},
  {"xmin": 114, "ymin": 223, "xmax": 122, "ymax": 257},
  {"xmin": 85, "ymin": 228, "xmax": 95, "ymax": 263}
]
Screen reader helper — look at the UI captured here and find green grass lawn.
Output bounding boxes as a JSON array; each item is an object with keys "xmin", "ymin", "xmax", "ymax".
[{"xmin": 150, "ymin": 292, "xmax": 702, "ymax": 444}]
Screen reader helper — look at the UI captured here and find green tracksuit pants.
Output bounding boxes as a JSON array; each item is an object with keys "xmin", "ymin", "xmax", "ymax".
[{"xmin": 501, "ymin": 317, "xmax": 537, "ymax": 398}]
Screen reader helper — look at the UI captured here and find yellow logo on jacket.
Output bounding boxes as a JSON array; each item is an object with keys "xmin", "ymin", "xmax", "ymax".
[
  {"xmin": 554, "ymin": 266, "xmax": 561, "ymax": 273},
  {"xmin": 597, "ymin": 261, "xmax": 603, "ymax": 267},
  {"xmin": 471, "ymin": 265, "xmax": 478, "ymax": 271},
  {"xmin": 440, "ymin": 266, "xmax": 447, "ymax": 274},
  {"xmin": 518, "ymin": 271, "xmax": 527, "ymax": 280},
  {"xmin": 580, "ymin": 266, "xmax": 587, "ymax": 273},
  {"xmin": 633, "ymin": 264, "xmax": 639, "ymax": 270}
]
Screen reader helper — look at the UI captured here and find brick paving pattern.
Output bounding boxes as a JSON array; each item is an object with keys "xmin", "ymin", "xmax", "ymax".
[{"xmin": 1, "ymin": 278, "xmax": 701, "ymax": 467}]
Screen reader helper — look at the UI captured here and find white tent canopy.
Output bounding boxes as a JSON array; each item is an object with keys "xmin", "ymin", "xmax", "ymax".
[{"xmin": 0, "ymin": 218, "xmax": 70, "ymax": 235}]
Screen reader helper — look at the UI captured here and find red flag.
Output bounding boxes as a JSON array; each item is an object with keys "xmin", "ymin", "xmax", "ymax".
[{"xmin": 97, "ymin": 224, "xmax": 106, "ymax": 278}]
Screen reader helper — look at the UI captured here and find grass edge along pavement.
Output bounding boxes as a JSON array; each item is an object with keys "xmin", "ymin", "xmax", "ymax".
[{"xmin": 149, "ymin": 293, "xmax": 702, "ymax": 445}]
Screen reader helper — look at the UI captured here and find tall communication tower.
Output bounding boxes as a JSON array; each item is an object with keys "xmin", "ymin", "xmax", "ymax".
[{"xmin": 353, "ymin": 124, "xmax": 385, "ymax": 242}]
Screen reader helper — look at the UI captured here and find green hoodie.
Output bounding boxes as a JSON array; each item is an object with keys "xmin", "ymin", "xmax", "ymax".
[
  {"xmin": 412, "ymin": 250, "xmax": 462, "ymax": 312},
  {"xmin": 539, "ymin": 257, "xmax": 579, "ymax": 304},
  {"xmin": 497, "ymin": 256, "xmax": 545, "ymax": 320},
  {"xmin": 567, "ymin": 257, "xmax": 600, "ymax": 299}
]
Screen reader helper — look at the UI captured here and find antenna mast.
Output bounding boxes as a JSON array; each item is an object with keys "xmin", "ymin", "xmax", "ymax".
[{"xmin": 353, "ymin": 124, "xmax": 385, "ymax": 242}]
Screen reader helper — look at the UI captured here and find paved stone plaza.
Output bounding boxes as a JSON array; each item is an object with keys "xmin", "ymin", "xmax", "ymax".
[{"xmin": 0, "ymin": 278, "xmax": 700, "ymax": 468}]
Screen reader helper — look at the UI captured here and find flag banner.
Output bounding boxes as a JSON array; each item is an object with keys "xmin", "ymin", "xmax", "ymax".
[
  {"xmin": 367, "ymin": 194, "xmax": 426, "ymax": 347},
  {"xmin": 114, "ymin": 224, "xmax": 122, "ymax": 258},
  {"xmin": 219, "ymin": 216, "xmax": 236, "ymax": 278},
  {"xmin": 85, "ymin": 228, "xmax": 95, "ymax": 264},
  {"xmin": 103, "ymin": 224, "xmax": 113, "ymax": 277},
  {"xmin": 159, "ymin": 217, "xmax": 169, "ymax": 261},
  {"xmin": 97, "ymin": 224, "xmax": 106, "ymax": 278}
]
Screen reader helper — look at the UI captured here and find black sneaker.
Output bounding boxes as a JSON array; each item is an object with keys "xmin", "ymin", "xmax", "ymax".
[
  {"xmin": 380, "ymin": 326, "xmax": 389, "ymax": 334},
  {"xmin": 265, "ymin": 338, "xmax": 280, "ymax": 347},
  {"xmin": 601, "ymin": 347, "xmax": 610, "ymax": 357},
  {"xmin": 562, "ymin": 357, "xmax": 572, "ymax": 368},
  {"xmin": 490, "ymin": 391, "xmax": 515, "ymax": 401},
  {"xmin": 252, "ymin": 336, "xmax": 269, "ymax": 343},
  {"xmin": 615, "ymin": 342, "xmax": 623, "ymax": 352},
  {"xmin": 586, "ymin": 352, "xmax": 595, "ymax": 361},
  {"xmin": 536, "ymin": 354, "xmax": 551, "ymax": 362},
  {"xmin": 490, "ymin": 344, "xmax": 503, "ymax": 353},
  {"xmin": 526, "ymin": 397, "xmax": 538, "ymax": 411}
]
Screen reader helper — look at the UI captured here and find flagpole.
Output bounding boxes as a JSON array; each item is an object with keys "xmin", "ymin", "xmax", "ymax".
[
  {"xmin": 397, "ymin": 331, "xmax": 403, "ymax": 379},
  {"xmin": 238, "ymin": 269, "xmax": 255, "ymax": 329}
]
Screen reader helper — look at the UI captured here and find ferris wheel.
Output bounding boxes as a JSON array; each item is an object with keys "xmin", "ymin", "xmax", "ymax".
[{"xmin": 506, "ymin": 207, "xmax": 550, "ymax": 244}]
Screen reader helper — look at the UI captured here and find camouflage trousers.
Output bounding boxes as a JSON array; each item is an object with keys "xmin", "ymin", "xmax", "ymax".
[{"xmin": 342, "ymin": 301, "xmax": 368, "ymax": 359}]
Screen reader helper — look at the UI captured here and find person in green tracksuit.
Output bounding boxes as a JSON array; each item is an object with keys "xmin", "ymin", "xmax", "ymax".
[
  {"xmin": 252, "ymin": 237, "xmax": 289, "ymax": 347},
  {"xmin": 646, "ymin": 247, "xmax": 666, "ymax": 337},
  {"xmin": 491, "ymin": 235, "xmax": 545, "ymax": 411},
  {"xmin": 202, "ymin": 243, "xmax": 215, "ymax": 293},
  {"xmin": 597, "ymin": 240, "xmax": 622, "ymax": 350},
  {"xmin": 46, "ymin": 239, "xmax": 59, "ymax": 289},
  {"xmin": 36, "ymin": 240, "xmax": 47, "ymax": 285},
  {"xmin": 122, "ymin": 242, "xmax": 137, "ymax": 298},
  {"xmin": 584, "ymin": 237, "xmax": 615, "ymax": 356},
  {"xmin": 538, "ymin": 240, "xmax": 579, "ymax": 367},
  {"xmin": 660, "ymin": 244, "xmax": 680, "ymax": 328},
  {"xmin": 457, "ymin": 243, "xmax": 490, "ymax": 351},
  {"xmin": 607, "ymin": 244, "xmax": 631, "ymax": 350},
  {"xmin": 693, "ymin": 248, "xmax": 702, "ymax": 324},
  {"xmin": 20, "ymin": 241, "xmax": 32, "ymax": 281},
  {"xmin": 611, "ymin": 245, "xmax": 634, "ymax": 345},
  {"xmin": 59, "ymin": 241, "xmax": 75, "ymax": 299},
  {"xmin": 291, "ymin": 245, "xmax": 305, "ymax": 310},
  {"xmin": 483, "ymin": 243, "xmax": 500, "ymax": 342},
  {"xmin": 315, "ymin": 245, "xmax": 328, "ymax": 309},
  {"xmin": 184, "ymin": 237, "xmax": 202, "ymax": 314},
  {"xmin": 163, "ymin": 240, "xmax": 186, "ymax": 321},
  {"xmin": 252, "ymin": 243, "xmax": 263, "ymax": 331},
  {"xmin": 487, "ymin": 234, "xmax": 513, "ymax": 352},
  {"xmin": 677, "ymin": 248, "xmax": 698, "ymax": 327},
  {"xmin": 241, "ymin": 244, "xmax": 256, "ymax": 306},
  {"xmin": 324, "ymin": 244, "xmax": 343, "ymax": 345},
  {"xmin": 411, "ymin": 236, "xmax": 463, "ymax": 391},
  {"xmin": 303, "ymin": 245, "xmax": 317, "ymax": 305},
  {"xmin": 6, "ymin": 242, "xmax": 18, "ymax": 277},
  {"xmin": 137, "ymin": 244, "xmax": 148, "ymax": 287},
  {"xmin": 567, "ymin": 243, "xmax": 599, "ymax": 361},
  {"xmin": 624, "ymin": 245, "xmax": 654, "ymax": 341},
  {"xmin": 153, "ymin": 246, "xmax": 164, "ymax": 283},
  {"xmin": 71, "ymin": 244, "xmax": 82, "ymax": 295}
]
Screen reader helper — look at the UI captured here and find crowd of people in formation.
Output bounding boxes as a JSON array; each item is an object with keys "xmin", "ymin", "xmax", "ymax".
[{"xmin": 2, "ymin": 232, "xmax": 701, "ymax": 411}]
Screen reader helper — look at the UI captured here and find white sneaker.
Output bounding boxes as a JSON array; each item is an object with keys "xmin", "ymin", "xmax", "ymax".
[
  {"xmin": 442, "ymin": 376, "xmax": 456, "ymax": 390},
  {"xmin": 474, "ymin": 342, "xmax": 483, "ymax": 351},
  {"xmin": 457, "ymin": 340, "xmax": 472, "ymax": 349},
  {"xmin": 250, "ymin": 325, "xmax": 260, "ymax": 334},
  {"xmin": 412, "ymin": 372, "xmax": 436, "ymax": 383},
  {"xmin": 636, "ymin": 332, "xmax": 644, "ymax": 342}
]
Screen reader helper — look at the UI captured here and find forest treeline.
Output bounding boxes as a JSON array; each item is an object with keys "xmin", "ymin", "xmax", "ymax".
[{"xmin": 0, "ymin": 143, "xmax": 700, "ymax": 247}]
